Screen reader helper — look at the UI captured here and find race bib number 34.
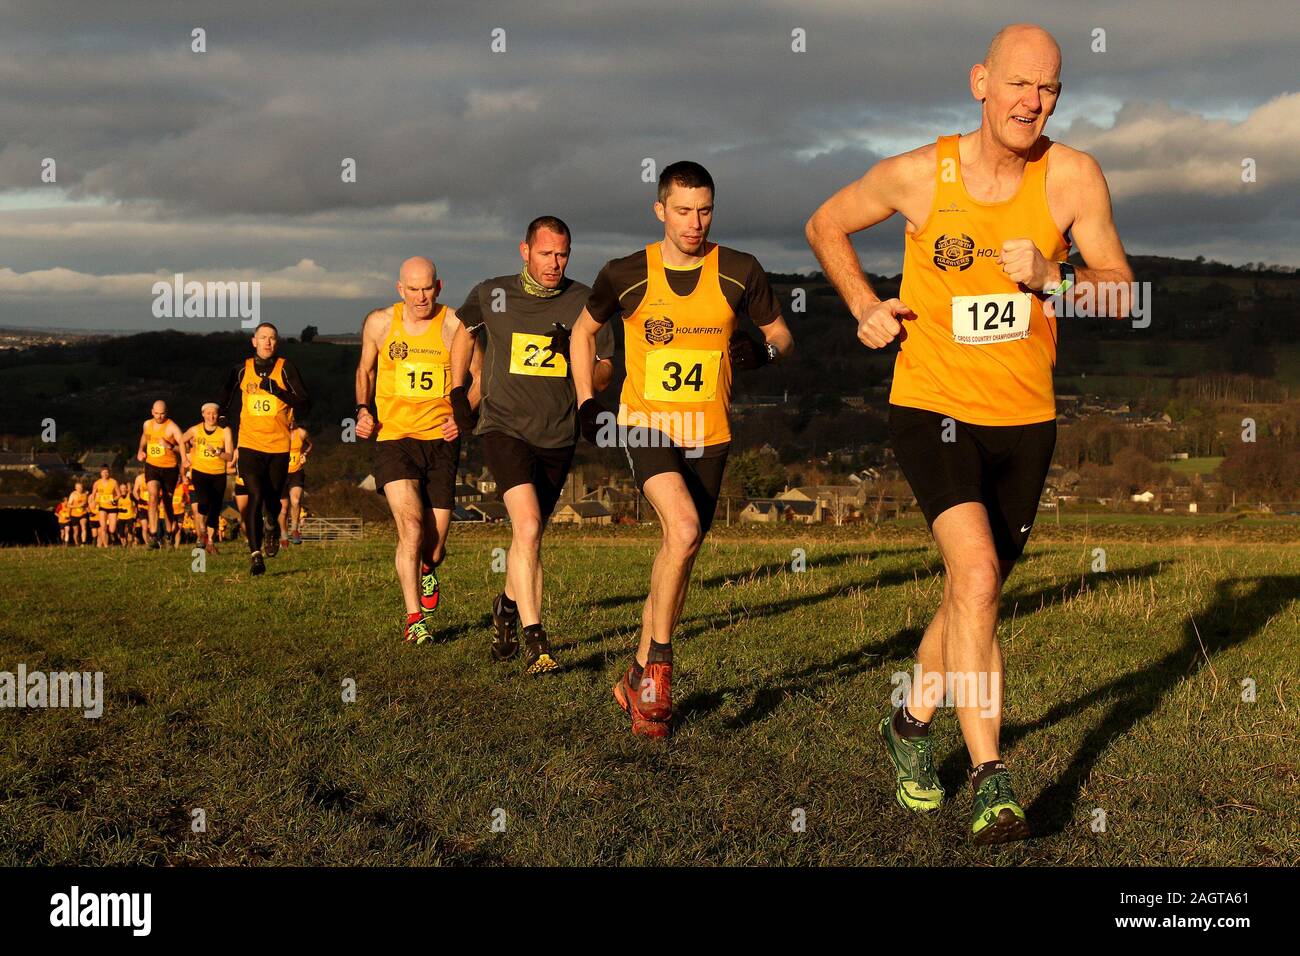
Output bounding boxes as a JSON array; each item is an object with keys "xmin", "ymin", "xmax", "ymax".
[
  {"xmin": 509, "ymin": 332, "xmax": 567, "ymax": 377},
  {"xmin": 643, "ymin": 348, "xmax": 722, "ymax": 403},
  {"xmin": 951, "ymin": 293, "xmax": 1032, "ymax": 345},
  {"xmin": 394, "ymin": 362, "xmax": 447, "ymax": 398}
]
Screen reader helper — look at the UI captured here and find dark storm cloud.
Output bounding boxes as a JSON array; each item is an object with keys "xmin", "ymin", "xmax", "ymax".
[{"xmin": 1, "ymin": 0, "xmax": 1297, "ymax": 332}]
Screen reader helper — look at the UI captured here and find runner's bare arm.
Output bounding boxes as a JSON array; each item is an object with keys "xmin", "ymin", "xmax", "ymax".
[
  {"xmin": 806, "ymin": 151, "xmax": 928, "ymax": 315},
  {"xmin": 221, "ymin": 427, "xmax": 235, "ymax": 460},
  {"xmin": 757, "ymin": 313, "xmax": 795, "ymax": 359},
  {"xmin": 354, "ymin": 307, "xmax": 387, "ymax": 437},
  {"xmin": 168, "ymin": 421, "xmax": 189, "ymax": 470},
  {"xmin": 137, "ymin": 422, "xmax": 149, "ymax": 460},
  {"xmin": 571, "ymin": 308, "xmax": 601, "ymax": 404},
  {"xmin": 1054, "ymin": 148, "xmax": 1133, "ymax": 318},
  {"xmin": 449, "ymin": 322, "xmax": 474, "ymax": 392}
]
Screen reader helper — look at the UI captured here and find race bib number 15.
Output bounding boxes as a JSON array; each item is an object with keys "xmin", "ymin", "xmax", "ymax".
[
  {"xmin": 509, "ymin": 332, "xmax": 567, "ymax": 377},
  {"xmin": 394, "ymin": 362, "xmax": 447, "ymax": 398},
  {"xmin": 951, "ymin": 292, "xmax": 1032, "ymax": 345}
]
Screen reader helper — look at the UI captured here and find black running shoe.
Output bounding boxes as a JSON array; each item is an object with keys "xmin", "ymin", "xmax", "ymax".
[
  {"xmin": 490, "ymin": 593, "xmax": 519, "ymax": 661},
  {"xmin": 250, "ymin": 550, "xmax": 265, "ymax": 576},
  {"xmin": 523, "ymin": 625, "xmax": 559, "ymax": 675},
  {"xmin": 264, "ymin": 523, "xmax": 280, "ymax": 558}
]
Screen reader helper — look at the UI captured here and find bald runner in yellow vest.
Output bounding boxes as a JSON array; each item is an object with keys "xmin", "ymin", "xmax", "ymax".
[
  {"xmin": 183, "ymin": 402, "xmax": 235, "ymax": 554},
  {"xmin": 355, "ymin": 256, "xmax": 471, "ymax": 647},
  {"xmin": 215, "ymin": 322, "xmax": 312, "ymax": 575},
  {"xmin": 572, "ymin": 161, "xmax": 795, "ymax": 739},
  {"xmin": 806, "ymin": 23, "xmax": 1133, "ymax": 844},
  {"xmin": 135, "ymin": 399, "xmax": 189, "ymax": 548}
]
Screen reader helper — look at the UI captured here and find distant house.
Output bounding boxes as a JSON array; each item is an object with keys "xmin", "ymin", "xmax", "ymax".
[
  {"xmin": 1131, "ymin": 490, "xmax": 1157, "ymax": 504},
  {"xmin": 0, "ymin": 451, "xmax": 67, "ymax": 478},
  {"xmin": 451, "ymin": 505, "xmax": 482, "ymax": 522},
  {"xmin": 454, "ymin": 482, "xmax": 482, "ymax": 504},
  {"xmin": 79, "ymin": 450, "xmax": 121, "ymax": 473},
  {"xmin": 780, "ymin": 485, "xmax": 858, "ymax": 522},
  {"xmin": 739, "ymin": 498, "xmax": 820, "ymax": 523},
  {"xmin": 552, "ymin": 501, "xmax": 613, "ymax": 526},
  {"xmin": 582, "ymin": 484, "xmax": 640, "ymax": 517},
  {"xmin": 469, "ymin": 501, "xmax": 510, "ymax": 522}
]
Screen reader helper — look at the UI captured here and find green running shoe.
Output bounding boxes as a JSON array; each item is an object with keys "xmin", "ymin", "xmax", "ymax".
[
  {"xmin": 878, "ymin": 714, "xmax": 944, "ymax": 812},
  {"xmin": 970, "ymin": 769, "xmax": 1031, "ymax": 845},
  {"xmin": 404, "ymin": 616, "xmax": 433, "ymax": 646},
  {"xmin": 420, "ymin": 565, "xmax": 440, "ymax": 612}
]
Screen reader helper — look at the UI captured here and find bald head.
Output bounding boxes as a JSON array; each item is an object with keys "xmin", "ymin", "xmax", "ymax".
[
  {"xmin": 396, "ymin": 256, "xmax": 440, "ymax": 321},
  {"xmin": 399, "ymin": 256, "xmax": 436, "ymax": 286},
  {"xmin": 984, "ymin": 24, "xmax": 1060, "ymax": 75}
]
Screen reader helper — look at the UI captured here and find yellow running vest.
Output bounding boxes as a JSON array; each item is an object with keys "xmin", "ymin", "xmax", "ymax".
[
  {"xmin": 619, "ymin": 243, "xmax": 737, "ymax": 447},
  {"xmin": 238, "ymin": 358, "xmax": 292, "ymax": 453},
  {"xmin": 891, "ymin": 134, "xmax": 1070, "ymax": 426},
  {"xmin": 191, "ymin": 425, "xmax": 229, "ymax": 475},
  {"xmin": 144, "ymin": 419, "xmax": 178, "ymax": 466},
  {"xmin": 288, "ymin": 430, "xmax": 305, "ymax": 473},
  {"xmin": 375, "ymin": 303, "xmax": 452, "ymax": 441}
]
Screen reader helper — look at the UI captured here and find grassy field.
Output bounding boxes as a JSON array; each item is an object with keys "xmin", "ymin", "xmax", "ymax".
[{"xmin": 0, "ymin": 525, "xmax": 1296, "ymax": 866}]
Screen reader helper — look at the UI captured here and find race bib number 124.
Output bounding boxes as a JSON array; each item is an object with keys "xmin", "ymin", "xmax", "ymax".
[{"xmin": 951, "ymin": 292, "xmax": 1032, "ymax": 345}]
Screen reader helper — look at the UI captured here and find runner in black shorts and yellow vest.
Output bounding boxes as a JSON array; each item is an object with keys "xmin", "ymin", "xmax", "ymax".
[
  {"xmin": 182, "ymin": 402, "xmax": 235, "ymax": 555},
  {"xmin": 280, "ymin": 414, "xmax": 311, "ymax": 545},
  {"xmin": 571, "ymin": 161, "xmax": 794, "ymax": 738},
  {"xmin": 807, "ymin": 24, "xmax": 1133, "ymax": 843},
  {"xmin": 449, "ymin": 216, "xmax": 616, "ymax": 675},
  {"xmin": 215, "ymin": 322, "xmax": 312, "ymax": 576},
  {"xmin": 355, "ymin": 256, "xmax": 470, "ymax": 646},
  {"xmin": 135, "ymin": 399, "xmax": 189, "ymax": 549}
]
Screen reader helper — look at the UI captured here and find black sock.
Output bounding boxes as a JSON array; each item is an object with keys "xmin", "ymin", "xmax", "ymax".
[
  {"xmin": 970, "ymin": 760, "xmax": 1008, "ymax": 792},
  {"xmin": 523, "ymin": 623, "xmax": 546, "ymax": 646},
  {"xmin": 893, "ymin": 705, "xmax": 931, "ymax": 740},
  {"xmin": 646, "ymin": 642, "xmax": 672, "ymax": 666},
  {"xmin": 500, "ymin": 593, "xmax": 517, "ymax": 615}
]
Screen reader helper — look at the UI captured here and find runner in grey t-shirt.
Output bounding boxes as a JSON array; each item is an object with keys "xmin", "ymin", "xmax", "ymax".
[{"xmin": 449, "ymin": 216, "xmax": 613, "ymax": 675}]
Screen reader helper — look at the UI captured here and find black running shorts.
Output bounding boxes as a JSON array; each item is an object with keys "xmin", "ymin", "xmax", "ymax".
[
  {"xmin": 888, "ymin": 404, "xmax": 1055, "ymax": 561},
  {"xmin": 374, "ymin": 436, "xmax": 460, "ymax": 510},
  {"xmin": 144, "ymin": 463, "xmax": 179, "ymax": 502},
  {"xmin": 283, "ymin": 470, "xmax": 305, "ymax": 492},
  {"xmin": 625, "ymin": 435, "xmax": 730, "ymax": 535},
  {"xmin": 481, "ymin": 431, "xmax": 575, "ymax": 523}
]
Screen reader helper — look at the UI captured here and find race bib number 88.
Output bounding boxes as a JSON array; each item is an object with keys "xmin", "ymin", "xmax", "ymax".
[
  {"xmin": 509, "ymin": 332, "xmax": 567, "ymax": 377},
  {"xmin": 951, "ymin": 293, "xmax": 1032, "ymax": 345},
  {"xmin": 643, "ymin": 348, "xmax": 722, "ymax": 403}
]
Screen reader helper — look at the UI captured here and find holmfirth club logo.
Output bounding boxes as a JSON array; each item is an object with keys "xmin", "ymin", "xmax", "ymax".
[
  {"xmin": 388, "ymin": 341, "xmax": 409, "ymax": 360},
  {"xmin": 644, "ymin": 316, "xmax": 675, "ymax": 344},
  {"xmin": 934, "ymin": 234, "xmax": 975, "ymax": 271}
]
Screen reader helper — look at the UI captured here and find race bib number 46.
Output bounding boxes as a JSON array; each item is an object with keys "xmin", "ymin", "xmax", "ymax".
[
  {"xmin": 394, "ymin": 362, "xmax": 447, "ymax": 398},
  {"xmin": 509, "ymin": 332, "xmax": 567, "ymax": 377},
  {"xmin": 952, "ymin": 293, "xmax": 1032, "ymax": 345},
  {"xmin": 246, "ymin": 394, "xmax": 279, "ymax": 416},
  {"xmin": 643, "ymin": 348, "xmax": 722, "ymax": 403}
]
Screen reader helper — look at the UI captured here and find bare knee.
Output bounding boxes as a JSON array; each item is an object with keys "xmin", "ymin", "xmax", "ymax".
[
  {"xmin": 948, "ymin": 560, "xmax": 1002, "ymax": 611},
  {"xmin": 665, "ymin": 517, "xmax": 702, "ymax": 557},
  {"xmin": 512, "ymin": 515, "xmax": 542, "ymax": 551}
]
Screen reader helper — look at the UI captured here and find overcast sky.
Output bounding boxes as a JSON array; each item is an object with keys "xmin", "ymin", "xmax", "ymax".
[{"xmin": 1, "ymin": 0, "xmax": 1296, "ymax": 333}]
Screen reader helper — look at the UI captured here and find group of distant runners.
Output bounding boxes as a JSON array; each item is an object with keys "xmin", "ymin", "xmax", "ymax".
[
  {"xmin": 49, "ymin": 24, "xmax": 1134, "ymax": 845},
  {"xmin": 53, "ymin": 385, "xmax": 313, "ymax": 555}
]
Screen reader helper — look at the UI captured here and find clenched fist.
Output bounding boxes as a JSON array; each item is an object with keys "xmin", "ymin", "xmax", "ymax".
[
  {"xmin": 855, "ymin": 298, "xmax": 917, "ymax": 349},
  {"xmin": 998, "ymin": 238, "xmax": 1057, "ymax": 292},
  {"xmin": 355, "ymin": 407, "xmax": 376, "ymax": 440}
]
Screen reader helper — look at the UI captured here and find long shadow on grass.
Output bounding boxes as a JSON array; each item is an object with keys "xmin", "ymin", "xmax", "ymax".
[
  {"xmin": 580, "ymin": 546, "xmax": 929, "ymax": 614},
  {"xmin": 676, "ymin": 626, "xmax": 926, "ymax": 728},
  {"xmin": 967, "ymin": 574, "xmax": 1300, "ymax": 838},
  {"xmin": 561, "ymin": 556, "xmax": 945, "ymax": 673},
  {"xmin": 999, "ymin": 561, "xmax": 1168, "ymax": 619}
]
